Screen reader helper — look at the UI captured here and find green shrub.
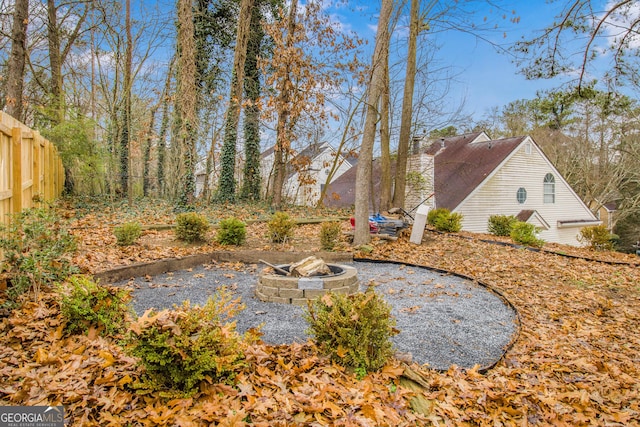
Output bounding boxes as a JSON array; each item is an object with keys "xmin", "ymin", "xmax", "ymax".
[
  {"xmin": 427, "ymin": 208, "xmax": 462, "ymax": 233},
  {"xmin": 427, "ymin": 208, "xmax": 449, "ymax": 226},
  {"xmin": 579, "ymin": 225, "xmax": 617, "ymax": 251},
  {"xmin": 320, "ymin": 222, "xmax": 342, "ymax": 250},
  {"xmin": 114, "ymin": 221, "xmax": 142, "ymax": 246},
  {"xmin": 174, "ymin": 212, "xmax": 210, "ymax": 243},
  {"xmin": 434, "ymin": 212, "xmax": 463, "ymax": 232},
  {"xmin": 426, "ymin": 208, "xmax": 463, "ymax": 232},
  {"xmin": 216, "ymin": 217, "xmax": 247, "ymax": 246},
  {"xmin": 488, "ymin": 214, "xmax": 518, "ymax": 237},
  {"xmin": 128, "ymin": 289, "xmax": 254, "ymax": 395},
  {"xmin": 0, "ymin": 208, "xmax": 78, "ymax": 307},
  {"xmin": 267, "ymin": 211, "xmax": 295, "ymax": 243},
  {"xmin": 304, "ymin": 289, "xmax": 397, "ymax": 377},
  {"xmin": 510, "ymin": 221, "xmax": 545, "ymax": 248},
  {"xmin": 58, "ymin": 275, "xmax": 133, "ymax": 337}
]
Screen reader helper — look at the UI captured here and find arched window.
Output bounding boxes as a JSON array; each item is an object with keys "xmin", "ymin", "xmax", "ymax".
[{"xmin": 543, "ymin": 173, "xmax": 555, "ymax": 203}]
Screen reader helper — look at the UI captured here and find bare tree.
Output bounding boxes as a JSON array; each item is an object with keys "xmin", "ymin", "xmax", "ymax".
[
  {"xmin": 121, "ymin": 0, "xmax": 132, "ymax": 204},
  {"xmin": 4, "ymin": 0, "xmax": 28, "ymax": 120},
  {"xmin": 379, "ymin": 10, "xmax": 392, "ymax": 212},
  {"xmin": 46, "ymin": 0, "xmax": 90, "ymax": 123},
  {"xmin": 269, "ymin": 0, "xmax": 298, "ymax": 208},
  {"xmin": 354, "ymin": 0, "xmax": 393, "ymax": 246},
  {"xmin": 391, "ymin": 0, "xmax": 421, "ymax": 210}
]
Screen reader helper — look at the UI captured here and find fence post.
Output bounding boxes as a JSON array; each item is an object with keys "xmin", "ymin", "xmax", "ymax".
[
  {"xmin": 11, "ymin": 127, "xmax": 22, "ymax": 213},
  {"xmin": 32, "ymin": 131, "xmax": 41, "ymax": 203},
  {"xmin": 58, "ymin": 156, "xmax": 64, "ymax": 196}
]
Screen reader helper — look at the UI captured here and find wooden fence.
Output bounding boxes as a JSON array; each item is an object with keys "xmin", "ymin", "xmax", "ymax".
[{"xmin": 0, "ymin": 111, "xmax": 64, "ymax": 226}]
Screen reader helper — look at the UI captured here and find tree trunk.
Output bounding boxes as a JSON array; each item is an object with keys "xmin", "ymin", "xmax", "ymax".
[
  {"xmin": 379, "ymin": 36, "xmax": 392, "ymax": 212},
  {"xmin": 5, "ymin": 0, "xmax": 29, "ymax": 121},
  {"xmin": 47, "ymin": 0, "xmax": 64, "ymax": 123},
  {"xmin": 143, "ymin": 108, "xmax": 156, "ymax": 197},
  {"xmin": 354, "ymin": 0, "xmax": 393, "ymax": 246},
  {"xmin": 217, "ymin": 0, "xmax": 255, "ymax": 202},
  {"xmin": 157, "ymin": 57, "xmax": 174, "ymax": 198},
  {"xmin": 176, "ymin": 0, "xmax": 198, "ymax": 207},
  {"xmin": 392, "ymin": 0, "xmax": 419, "ymax": 209},
  {"xmin": 122, "ymin": 0, "xmax": 133, "ymax": 204},
  {"xmin": 316, "ymin": 95, "xmax": 364, "ymax": 208},
  {"xmin": 272, "ymin": 0, "xmax": 298, "ymax": 209},
  {"xmin": 240, "ymin": 3, "xmax": 263, "ymax": 201}
]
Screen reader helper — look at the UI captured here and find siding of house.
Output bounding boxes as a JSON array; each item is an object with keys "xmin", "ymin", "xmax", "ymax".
[
  {"xmin": 260, "ymin": 152, "xmax": 274, "ymax": 198},
  {"xmin": 283, "ymin": 147, "xmax": 353, "ymax": 206},
  {"xmin": 455, "ymin": 138, "xmax": 598, "ymax": 246}
]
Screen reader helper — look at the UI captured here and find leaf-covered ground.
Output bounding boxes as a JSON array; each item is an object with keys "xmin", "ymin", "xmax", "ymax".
[{"xmin": 1, "ymin": 199, "xmax": 639, "ymax": 425}]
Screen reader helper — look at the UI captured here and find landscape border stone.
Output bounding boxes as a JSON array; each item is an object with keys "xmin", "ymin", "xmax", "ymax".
[
  {"xmin": 99, "ymin": 250, "xmax": 520, "ymax": 373},
  {"xmin": 93, "ymin": 250, "xmax": 353, "ymax": 283}
]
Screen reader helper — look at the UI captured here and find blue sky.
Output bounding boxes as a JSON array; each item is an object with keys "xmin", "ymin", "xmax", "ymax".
[
  {"xmin": 140, "ymin": 0, "xmax": 615, "ymax": 123},
  {"xmin": 430, "ymin": 1, "xmax": 573, "ymax": 118},
  {"xmin": 324, "ymin": 0, "xmax": 612, "ymax": 121}
]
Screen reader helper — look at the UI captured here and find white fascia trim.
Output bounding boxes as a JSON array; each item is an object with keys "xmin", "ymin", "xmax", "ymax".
[{"xmin": 557, "ymin": 220, "xmax": 602, "ymax": 229}]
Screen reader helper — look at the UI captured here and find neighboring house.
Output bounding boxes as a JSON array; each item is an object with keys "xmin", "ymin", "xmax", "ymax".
[
  {"xmin": 593, "ymin": 201, "xmax": 617, "ymax": 231},
  {"xmin": 261, "ymin": 142, "xmax": 356, "ymax": 206},
  {"xmin": 325, "ymin": 131, "xmax": 601, "ymax": 246}
]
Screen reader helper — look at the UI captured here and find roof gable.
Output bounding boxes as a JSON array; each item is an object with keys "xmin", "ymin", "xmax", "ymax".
[
  {"xmin": 433, "ymin": 135, "xmax": 526, "ymax": 210},
  {"xmin": 517, "ymin": 209, "xmax": 551, "ymax": 230}
]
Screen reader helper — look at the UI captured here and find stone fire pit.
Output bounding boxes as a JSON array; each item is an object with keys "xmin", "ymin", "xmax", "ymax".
[{"xmin": 256, "ymin": 257, "xmax": 359, "ymax": 306}]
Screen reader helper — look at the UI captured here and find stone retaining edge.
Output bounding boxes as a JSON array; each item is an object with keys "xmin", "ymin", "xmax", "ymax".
[{"xmin": 93, "ymin": 250, "xmax": 354, "ymax": 284}]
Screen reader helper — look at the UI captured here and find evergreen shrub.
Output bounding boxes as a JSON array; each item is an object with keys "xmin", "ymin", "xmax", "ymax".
[
  {"xmin": 579, "ymin": 225, "xmax": 618, "ymax": 251},
  {"xmin": 304, "ymin": 289, "xmax": 397, "ymax": 378},
  {"xmin": 427, "ymin": 208, "xmax": 449, "ymax": 226},
  {"xmin": 114, "ymin": 222, "xmax": 142, "ymax": 246},
  {"xmin": 174, "ymin": 212, "xmax": 210, "ymax": 243},
  {"xmin": 510, "ymin": 221, "xmax": 545, "ymax": 248},
  {"xmin": 428, "ymin": 208, "xmax": 463, "ymax": 232},
  {"xmin": 488, "ymin": 214, "xmax": 518, "ymax": 237},
  {"xmin": 0, "ymin": 208, "xmax": 78, "ymax": 306},
  {"xmin": 128, "ymin": 289, "xmax": 254, "ymax": 395},
  {"xmin": 320, "ymin": 222, "xmax": 342, "ymax": 250},
  {"xmin": 58, "ymin": 275, "xmax": 133, "ymax": 337},
  {"xmin": 216, "ymin": 217, "xmax": 247, "ymax": 246},
  {"xmin": 267, "ymin": 211, "xmax": 295, "ymax": 243}
]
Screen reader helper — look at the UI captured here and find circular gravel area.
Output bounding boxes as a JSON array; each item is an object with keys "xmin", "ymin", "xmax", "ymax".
[{"xmin": 114, "ymin": 260, "xmax": 518, "ymax": 371}]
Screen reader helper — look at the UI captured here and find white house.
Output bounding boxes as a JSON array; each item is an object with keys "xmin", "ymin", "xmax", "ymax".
[
  {"xmin": 324, "ymin": 131, "xmax": 600, "ymax": 246},
  {"xmin": 261, "ymin": 142, "xmax": 356, "ymax": 206},
  {"xmin": 406, "ymin": 132, "xmax": 601, "ymax": 246}
]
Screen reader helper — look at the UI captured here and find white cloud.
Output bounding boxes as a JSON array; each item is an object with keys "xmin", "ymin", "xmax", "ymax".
[{"xmin": 602, "ymin": 0, "xmax": 640, "ymax": 50}]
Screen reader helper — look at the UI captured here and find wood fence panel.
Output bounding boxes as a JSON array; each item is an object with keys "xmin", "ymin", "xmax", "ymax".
[
  {"xmin": 11, "ymin": 127, "xmax": 22, "ymax": 213},
  {"xmin": 0, "ymin": 112, "xmax": 64, "ymax": 226},
  {"xmin": 20, "ymin": 129, "xmax": 34, "ymax": 209},
  {"xmin": 0, "ymin": 127, "xmax": 11, "ymax": 220}
]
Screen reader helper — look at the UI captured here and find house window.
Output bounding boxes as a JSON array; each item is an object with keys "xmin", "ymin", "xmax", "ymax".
[
  {"xmin": 516, "ymin": 187, "xmax": 527, "ymax": 204},
  {"xmin": 543, "ymin": 173, "xmax": 555, "ymax": 203},
  {"xmin": 525, "ymin": 142, "xmax": 532, "ymax": 154}
]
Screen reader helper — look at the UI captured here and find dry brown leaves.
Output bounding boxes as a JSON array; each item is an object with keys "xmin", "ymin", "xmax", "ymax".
[
  {"xmin": 368, "ymin": 231, "xmax": 640, "ymax": 425},
  {"xmin": 0, "ymin": 292, "xmax": 422, "ymax": 426},
  {"xmin": 3, "ymin": 202, "xmax": 640, "ymax": 425}
]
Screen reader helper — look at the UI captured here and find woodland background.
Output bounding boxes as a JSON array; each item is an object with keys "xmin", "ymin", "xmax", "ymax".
[{"xmin": 1, "ymin": 0, "xmax": 640, "ymax": 249}]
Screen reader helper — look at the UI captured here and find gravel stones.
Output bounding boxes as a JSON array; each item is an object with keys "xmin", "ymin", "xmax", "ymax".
[{"xmin": 114, "ymin": 260, "xmax": 518, "ymax": 371}]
